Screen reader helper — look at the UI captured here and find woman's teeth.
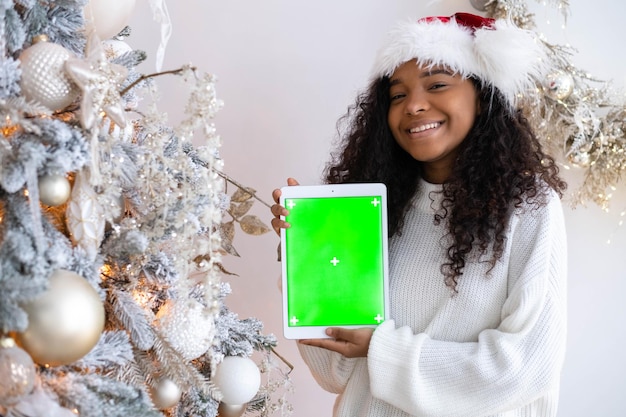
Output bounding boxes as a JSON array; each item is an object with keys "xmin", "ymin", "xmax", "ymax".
[{"xmin": 409, "ymin": 123, "xmax": 439, "ymax": 133}]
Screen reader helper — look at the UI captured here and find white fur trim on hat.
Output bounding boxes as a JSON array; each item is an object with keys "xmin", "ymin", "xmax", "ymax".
[{"xmin": 371, "ymin": 14, "xmax": 551, "ymax": 110}]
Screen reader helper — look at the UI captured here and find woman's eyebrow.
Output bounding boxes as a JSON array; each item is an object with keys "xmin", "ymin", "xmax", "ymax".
[
  {"xmin": 420, "ymin": 68, "xmax": 454, "ymax": 77},
  {"xmin": 389, "ymin": 68, "xmax": 454, "ymax": 86}
]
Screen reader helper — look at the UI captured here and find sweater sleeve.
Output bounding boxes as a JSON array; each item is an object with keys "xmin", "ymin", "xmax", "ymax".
[
  {"xmin": 368, "ymin": 193, "xmax": 567, "ymax": 416},
  {"xmin": 297, "ymin": 342, "xmax": 361, "ymax": 394}
]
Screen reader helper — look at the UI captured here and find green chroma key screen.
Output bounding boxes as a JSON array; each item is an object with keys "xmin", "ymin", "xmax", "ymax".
[{"xmin": 283, "ymin": 195, "xmax": 386, "ymax": 327}]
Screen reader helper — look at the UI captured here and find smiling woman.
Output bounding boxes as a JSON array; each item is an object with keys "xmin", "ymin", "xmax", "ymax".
[{"xmin": 271, "ymin": 12, "xmax": 568, "ymax": 417}]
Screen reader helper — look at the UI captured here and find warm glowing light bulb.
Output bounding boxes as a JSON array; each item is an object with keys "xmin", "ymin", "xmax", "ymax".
[{"xmin": 132, "ymin": 289, "xmax": 151, "ymax": 307}]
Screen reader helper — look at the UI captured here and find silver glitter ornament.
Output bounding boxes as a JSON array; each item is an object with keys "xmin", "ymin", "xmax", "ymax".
[
  {"xmin": 38, "ymin": 174, "xmax": 71, "ymax": 206},
  {"xmin": 0, "ymin": 338, "xmax": 36, "ymax": 406},
  {"xmin": 544, "ymin": 70, "xmax": 574, "ymax": 101},
  {"xmin": 18, "ymin": 35, "xmax": 80, "ymax": 111}
]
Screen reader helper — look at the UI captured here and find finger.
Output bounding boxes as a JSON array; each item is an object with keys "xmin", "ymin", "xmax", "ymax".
[
  {"xmin": 272, "ymin": 188, "xmax": 282, "ymax": 204},
  {"xmin": 298, "ymin": 338, "xmax": 347, "ymax": 354},
  {"xmin": 326, "ymin": 327, "xmax": 351, "ymax": 342},
  {"xmin": 272, "ymin": 178, "xmax": 300, "ymax": 204},
  {"xmin": 271, "ymin": 217, "xmax": 290, "ymax": 236},
  {"xmin": 270, "ymin": 203, "xmax": 288, "ymax": 217}
]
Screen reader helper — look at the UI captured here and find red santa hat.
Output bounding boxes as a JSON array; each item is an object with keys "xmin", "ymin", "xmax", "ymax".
[{"xmin": 371, "ymin": 12, "xmax": 551, "ymax": 111}]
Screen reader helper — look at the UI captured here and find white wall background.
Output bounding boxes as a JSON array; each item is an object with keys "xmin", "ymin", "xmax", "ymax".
[{"xmin": 129, "ymin": 1, "xmax": 626, "ymax": 416}]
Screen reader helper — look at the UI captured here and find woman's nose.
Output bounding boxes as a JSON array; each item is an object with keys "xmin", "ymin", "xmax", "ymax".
[{"xmin": 405, "ymin": 92, "xmax": 428, "ymax": 115}]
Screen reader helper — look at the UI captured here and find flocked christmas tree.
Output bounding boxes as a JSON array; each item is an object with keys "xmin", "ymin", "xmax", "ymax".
[{"xmin": 0, "ymin": 1, "xmax": 292, "ymax": 417}]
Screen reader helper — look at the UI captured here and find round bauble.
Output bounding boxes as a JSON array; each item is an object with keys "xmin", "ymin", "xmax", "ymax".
[
  {"xmin": 544, "ymin": 70, "xmax": 574, "ymax": 101},
  {"xmin": 568, "ymin": 150, "xmax": 591, "ymax": 167},
  {"xmin": 212, "ymin": 356, "xmax": 261, "ymax": 405},
  {"xmin": 38, "ymin": 174, "xmax": 71, "ymax": 206},
  {"xmin": 0, "ymin": 338, "xmax": 36, "ymax": 406},
  {"xmin": 84, "ymin": 0, "xmax": 137, "ymax": 40},
  {"xmin": 19, "ymin": 35, "xmax": 79, "ymax": 111},
  {"xmin": 218, "ymin": 402, "xmax": 247, "ymax": 417},
  {"xmin": 469, "ymin": 0, "xmax": 489, "ymax": 11},
  {"xmin": 155, "ymin": 299, "xmax": 215, "ymax": 361},
  {"xmin": 150, "ymin": 378, "xmax": 182, "ymax": 410},
  {"xmin": 14, "ymin": 269, "xmax": 105, "ymax": 366}
]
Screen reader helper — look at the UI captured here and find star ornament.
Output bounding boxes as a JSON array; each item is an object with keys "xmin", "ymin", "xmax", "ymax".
[{"xmin": 65, "ymin": 32, "xmax": 128, "ymax": 130}]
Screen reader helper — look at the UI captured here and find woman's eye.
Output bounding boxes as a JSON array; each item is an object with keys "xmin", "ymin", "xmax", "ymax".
[
  {"xmin": 429, "ymin": 82, "xmax": 447, "ymax": 90},
  {"xmin": 390, "ymin": 92, "xmax": 405, "ymax": 100}
]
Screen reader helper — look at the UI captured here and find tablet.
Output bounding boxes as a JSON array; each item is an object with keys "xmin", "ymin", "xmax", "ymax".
[{"xmin": 280, "ymin": 183, "xmax": 389, "ymax": 340}]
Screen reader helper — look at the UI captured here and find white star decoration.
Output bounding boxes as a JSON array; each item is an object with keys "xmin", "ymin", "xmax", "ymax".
[{"xmin": 65, "ymin": 33, "xmax": 128, "ymax": 130}]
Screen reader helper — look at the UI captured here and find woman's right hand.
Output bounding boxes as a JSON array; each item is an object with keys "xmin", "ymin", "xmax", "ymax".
[{"xmin": 270, "ymin": 177, "xmax": 299, "ymax": 236}]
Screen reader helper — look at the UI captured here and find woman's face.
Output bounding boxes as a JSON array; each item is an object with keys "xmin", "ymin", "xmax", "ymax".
[{"xmin": 387, "ymin": 59, "xmax": 479, "ymax": 184}]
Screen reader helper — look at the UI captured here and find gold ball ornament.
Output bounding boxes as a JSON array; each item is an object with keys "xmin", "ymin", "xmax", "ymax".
[
  {"xmin": 212, "ymin": 356, "xmax": 261, "ymax": 405},
  {"xmin": 0, "ymin": 338, "xmax": 36, "ymax": 406},
  {"xmin": 218, "ymin": 402, "xmax": 247, "ymax": 417},
  {"xmin": 150, "ymin": 378, "xmax": 182, "ymax": 410},
  {"xmin": 84, "ymin": 0, "xmax": 137, "ymax": 40},
  {"xmin": 18, "ymin": 35, "xmax": 79, "ymax": 111},
  {"xmin": 544, "ymin": 70, "xmax": 575, "ymax": 101},
  {"xmin": 13, "ymin": 269, "xmax": 105, "ymax": 367},
  {"xmin": 38, "ymin": 174, "xmax": 71, "ymax": 206}
]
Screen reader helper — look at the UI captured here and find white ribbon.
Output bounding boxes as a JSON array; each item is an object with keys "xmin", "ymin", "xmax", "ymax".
[{"xmin": 147, "ymin": 0, "xmax": 172, "ymax": 72}]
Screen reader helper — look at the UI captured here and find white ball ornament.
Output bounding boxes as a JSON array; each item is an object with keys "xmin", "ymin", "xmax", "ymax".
[
  {"xmin": 13, "ymin": 269, "xmax": 105, "ymax": 367},
  {"xmin": 150, "ymin": 378, "xmax": 182, "ymax": 410},
  {"xmin": 0, "ymin": 338, "xmax": 36, "ymax": 406},
  {"xmin": 38, "ymin": 174, "xmax": 71, "ymax": 206},
  {"xmin": 212, "ymin": 356, "xmax": 261, "ymax": 405},
  {"xmin": 155, "ymin": 299, "xmax": 215, "ymax": 361},
  {"xmin": 18, "ymin": 35, "xmax": 80, "ymax": 111},
  {"xmin": 84, "ymin": 0, "xmax": 137, "ymax": 40}
]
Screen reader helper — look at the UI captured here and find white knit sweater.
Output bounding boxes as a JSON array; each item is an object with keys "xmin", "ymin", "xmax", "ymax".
[{"xmin": 298, "ymin": 179, "xmax": 567, "ymax": 417}]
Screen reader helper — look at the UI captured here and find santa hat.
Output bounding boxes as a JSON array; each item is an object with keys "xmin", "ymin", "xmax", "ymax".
[{"xmin": 371, "ymin": 12, "xmax": 551, "ymax": 110}]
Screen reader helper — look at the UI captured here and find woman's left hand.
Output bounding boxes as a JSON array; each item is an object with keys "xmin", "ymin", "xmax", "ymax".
[{"xmin": 299, "ymin": 327, "xmax": 374, "ymax": 358}]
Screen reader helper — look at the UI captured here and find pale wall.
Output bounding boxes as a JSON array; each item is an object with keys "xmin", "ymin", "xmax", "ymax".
[{"xmin": 129, "ymin": 1, "xmax": 626, "ymax": 416}]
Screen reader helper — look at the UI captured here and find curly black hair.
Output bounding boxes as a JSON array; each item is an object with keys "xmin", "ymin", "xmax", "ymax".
[{"xmin": 323, "ymin": 76, "xmax": 567, "ymax": 291}]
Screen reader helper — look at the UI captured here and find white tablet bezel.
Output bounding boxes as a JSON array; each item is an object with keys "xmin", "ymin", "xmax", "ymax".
[{"xmin": 279, "ymin": 183, "xmax": 390, "ymax": 340}]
